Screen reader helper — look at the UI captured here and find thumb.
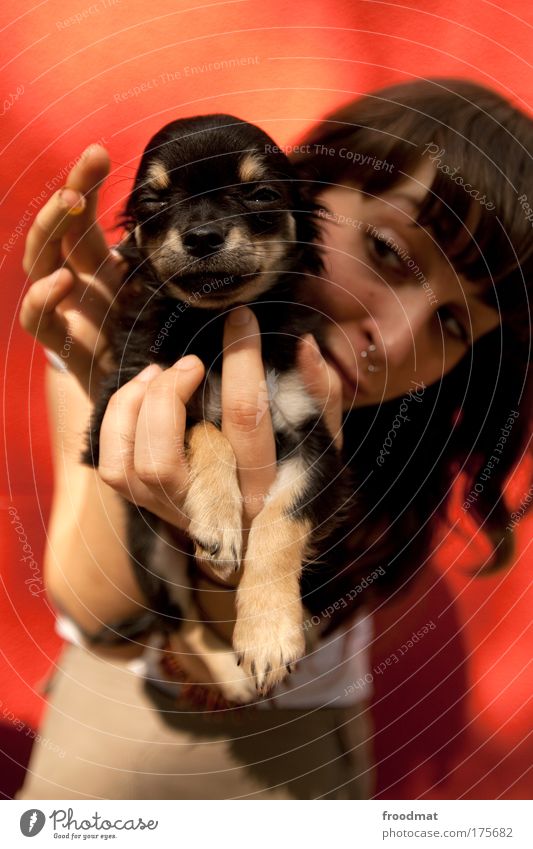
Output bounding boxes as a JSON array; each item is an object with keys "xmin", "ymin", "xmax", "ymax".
[{"xmin": 297, "ymin": 334, "xmax": 344, "ymax": 450}]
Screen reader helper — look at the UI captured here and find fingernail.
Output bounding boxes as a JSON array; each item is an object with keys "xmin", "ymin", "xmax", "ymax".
[
  {"xmin": 175, "ymin": 355, "xmax": 200, "ymax": 371},
  {"xmin": 49, "ymin": 269, "xmax": 64, "ymax": 286},
  {"xmin": 58, "ymin": 187, "xmax": 86, "ymax": 216},
  {"xmin": 81, "ymin": 142, "xmax": 104, "ymax": 158},
  {"xmin": 137, "ymin": 363, "xmax": 161, "ymax": 382},
  {"xmin": 109, "ymin": 249, "xmax": 128, "ymax": 271},
  {"xmin": 304, "ymin": 333, "xmax": 323, "ymax": 364},
  {"xmin": 228, "ymin": 307, "xmax": 252, "ymax": 326}
]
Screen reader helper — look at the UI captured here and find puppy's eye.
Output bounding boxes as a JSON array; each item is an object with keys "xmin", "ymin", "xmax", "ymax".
[
  {"xmin": 141, "ymin": 196, "xmax": 169, "ymax": 210},
  {"xmin": 244, "ymin": 186, "xmax": 283, "ymax": 203}
]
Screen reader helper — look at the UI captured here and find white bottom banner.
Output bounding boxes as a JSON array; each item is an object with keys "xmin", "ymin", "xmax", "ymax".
[{"xmin": 3, "ymin": 800, "xmax": 531, "ymax": 848}]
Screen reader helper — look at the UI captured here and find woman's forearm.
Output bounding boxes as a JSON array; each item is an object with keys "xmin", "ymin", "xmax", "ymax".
[{"xmin": 44, "ymin": 364, "xmax": 147, "ymax": 636}]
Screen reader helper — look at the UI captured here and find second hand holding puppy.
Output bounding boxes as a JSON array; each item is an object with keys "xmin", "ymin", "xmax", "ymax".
[{"xmin": 20, "ymin": 144, "xmax": 127, "ymax": 400}]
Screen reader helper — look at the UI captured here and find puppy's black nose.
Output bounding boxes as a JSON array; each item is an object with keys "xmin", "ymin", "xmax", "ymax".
[{"xmin": 183, "ymin": 225, "xmax": 225, "ymax": 257}]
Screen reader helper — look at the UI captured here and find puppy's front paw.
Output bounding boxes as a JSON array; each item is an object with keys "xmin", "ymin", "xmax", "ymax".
[
  {"xmin": 184, "ymin": 422, "xmax": 243, "ymax": 580},
  {"xmin": 232, "ymin": 603, "xmax": 306, "ymax": 696},
  {"xmin": 186, "ymin": 494, "xmax": 243, "ymax": 581}
]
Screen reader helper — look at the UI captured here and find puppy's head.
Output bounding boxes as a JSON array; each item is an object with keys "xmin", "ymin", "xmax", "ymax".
[{"xmin": 122, "ymin": 114, "xmax": 318, "ymax": 307}]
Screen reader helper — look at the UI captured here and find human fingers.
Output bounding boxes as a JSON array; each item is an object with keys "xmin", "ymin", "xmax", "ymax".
[
  {"xmin": 133, "ymin": 356, "xmax": 205, "ymax": 508},
  {"xmin": 61, "ymin": 143, "xmax": 115, "ymax": 276},
  {"xmin": 19, "ymin": 266, "xmax": 116, "ymax": 395},
  {"xmin": 222, "ymin": 307, "xmax": 278, "ymax": 523},
  {"xmin": 23, "ymin": 187, "xmax": 87, "ymax": 282},
  {"xmin": 19, "ymin": 268, "xmax": 75, "ymax": 346},
  {"xmin": 297, "ymin": 333, "xmax": 344, "ymax": 450},
  {"xmin": 98, "ymin": 359, "xmax": 204, "ymax": 529}
]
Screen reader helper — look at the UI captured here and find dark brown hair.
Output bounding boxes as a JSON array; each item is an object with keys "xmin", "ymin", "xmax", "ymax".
[{"xmin": 293, "ymin": 79, "xmax": 533, "ymax": 627}]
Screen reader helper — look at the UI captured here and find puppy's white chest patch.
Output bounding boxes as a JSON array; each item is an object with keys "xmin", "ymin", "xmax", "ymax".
[
  {"xmin": 270, "ymin": 369, "xmax": 319, "ymax": 431},
  {"xmin": 202, "ymin": 368, "xmax": 318, "ymax": 432}
]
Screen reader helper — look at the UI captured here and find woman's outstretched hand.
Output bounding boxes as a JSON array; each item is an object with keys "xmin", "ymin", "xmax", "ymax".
[{"xmin": 19, "ymin": 144, "xmax": 127, "ymax": 400}]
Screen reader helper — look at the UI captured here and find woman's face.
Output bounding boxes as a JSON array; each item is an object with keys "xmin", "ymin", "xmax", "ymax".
[{"xmin": 306, "ymin": 162, "xmax": 501, "ymax": 409}]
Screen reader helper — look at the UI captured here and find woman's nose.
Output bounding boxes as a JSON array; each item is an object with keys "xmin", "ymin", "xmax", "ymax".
[{"xmin": 362, "ymin": 291, "xmax": 435, "ymax": 370}]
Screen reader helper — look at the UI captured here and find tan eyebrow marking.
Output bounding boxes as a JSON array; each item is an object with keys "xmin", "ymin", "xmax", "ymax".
[
  {"xmin": 238, "ymin": 153, "xmax": 267, "ymax": 183},
  {"xmin": 147, "ymin": 162, "xmax": 170, "ymax": 190}
]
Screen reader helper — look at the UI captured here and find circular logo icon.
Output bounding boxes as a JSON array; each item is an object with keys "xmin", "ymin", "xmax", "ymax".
[{"xmin": 20, "ymin": 809, "xmax": 46, "ymax": 837}]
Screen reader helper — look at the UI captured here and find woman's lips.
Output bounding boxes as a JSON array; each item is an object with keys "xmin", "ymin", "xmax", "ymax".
[{"xmin": 322, "ymin": 345, "xmax": 368, "ymax": 398}]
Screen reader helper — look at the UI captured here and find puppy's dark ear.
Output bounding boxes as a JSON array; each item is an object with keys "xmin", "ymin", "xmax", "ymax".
[
  {"xmin": 116, "ymin": 188, "xmax": 138, "ymax": 233},
  {"xmin": 109, "ymin": 230, "xmax": 145, "ymax": 287},
  {"xmin": 289, "ymin": 174, "xmax": 326, "ymax": 263},
  {"xmin": 115, "ymin": 183, "xmax": 145, "ymax": 272}
]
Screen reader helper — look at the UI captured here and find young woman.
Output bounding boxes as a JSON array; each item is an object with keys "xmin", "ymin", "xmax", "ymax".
[{"xmin": 16, "ymin": 78, "xmax": 532, "ymax": 799}]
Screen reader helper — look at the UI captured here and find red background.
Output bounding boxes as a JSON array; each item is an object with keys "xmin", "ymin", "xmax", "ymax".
[{"xmin": 1, "ymin": 0, "xmax": 532, "ymax": 799}]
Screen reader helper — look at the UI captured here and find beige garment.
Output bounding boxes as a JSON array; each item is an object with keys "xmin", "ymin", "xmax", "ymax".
[{"xmin": 17, "ymin": 643, "xmax": 372, "ymax": 800}]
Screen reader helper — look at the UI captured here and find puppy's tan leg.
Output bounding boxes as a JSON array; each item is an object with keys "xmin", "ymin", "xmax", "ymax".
[
  {"xmin": 232, "ymin": 457, "xmax": 313, "ymax": 695},
  {"xmin": 183, "ymin": 421, "xmax": 243, "ymax": 581}
]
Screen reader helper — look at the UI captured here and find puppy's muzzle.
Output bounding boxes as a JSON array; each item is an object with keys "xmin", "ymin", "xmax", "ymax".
[{"xmin": 182, "ymin": 224, "xmax": 225, "ymax": 258}]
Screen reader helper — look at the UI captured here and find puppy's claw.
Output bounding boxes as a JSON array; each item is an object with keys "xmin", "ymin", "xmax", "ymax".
[
  {"xmin": 192, "ymin": 536, "xmax": 220, "ymax": 557},
  {"xmin": 233, "ymin": 605, "xmax": 306, "ymax": 694},
  {"xmin": 191, "ymin": 530, "xmax": 241, "ymax": 580}
]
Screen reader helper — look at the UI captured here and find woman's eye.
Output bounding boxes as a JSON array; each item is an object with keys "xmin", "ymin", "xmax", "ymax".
[
  {"xmin": 439, "ymin": 308, "xmax": 469, "ymax": 345},
  {"xmin": 366, "ymin": 233, "xmax": 405, "ymax": 273},
  {"xmin": 245, "ymin": 186, "xmax": 282, "ymax": 203}
]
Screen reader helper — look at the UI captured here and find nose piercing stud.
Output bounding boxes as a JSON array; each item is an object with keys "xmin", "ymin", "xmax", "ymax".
[{"xmin": 361, "ymin": 344, "xmax": 381, "ymax": 373}]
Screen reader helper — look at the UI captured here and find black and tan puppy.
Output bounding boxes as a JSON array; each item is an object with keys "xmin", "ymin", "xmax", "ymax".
[{"xmin": 84, "ymin": 114, "xmax": 352, "ymax": 695}]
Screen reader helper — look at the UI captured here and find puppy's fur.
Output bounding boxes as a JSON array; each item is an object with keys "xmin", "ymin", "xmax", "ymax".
[{"xmin": 83, "ymin": 115, "xmax": 352, "ymax": 696}]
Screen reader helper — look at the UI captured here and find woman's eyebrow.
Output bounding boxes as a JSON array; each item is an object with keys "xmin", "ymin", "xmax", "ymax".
[{"xmin": 384, "ymin": 192, "xmax": 424, "ymax": 213}]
